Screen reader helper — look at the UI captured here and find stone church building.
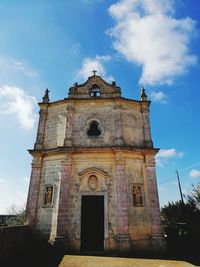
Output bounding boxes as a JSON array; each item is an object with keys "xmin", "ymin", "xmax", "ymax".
[{"xmin": 26, "ymin": 72, "xmax": 164, "ymax": 253}]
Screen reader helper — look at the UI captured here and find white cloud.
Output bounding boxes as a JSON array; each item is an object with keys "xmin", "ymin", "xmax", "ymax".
[
  {"xmin": 149, "ymin": 91, "xmax": 167, "ymax": 103},
  {"xmin": 0, "ymin": 57, "xmax": 38, "ymax": 80},
  {"xmin": 108, "ymin": 0, "xmax": 197, "ymax": 85},
  {"xmin": 109, "ymin": 0, "xmax": 175, "ymax": 19},
  {"xmin": 156, "ymin": 148, "xmax": 184, "ymax": 166},
  {"xmin": 0, "ymin": 85, "xmax": 37, "ymax": 130},
  {"xmin": 189, "ymin": 169, "xmax": 200, "ymax": 179},
  {"xmin": 77, "ymin": 55, "xmax": 113, "ymax": 82},
  {"xmin": 12, "ymin": 60, "xmax": 25, "ymax": 70},
  {"xmin": 157, "ymin": 148, "xmax": 184, "ymax": 158}
]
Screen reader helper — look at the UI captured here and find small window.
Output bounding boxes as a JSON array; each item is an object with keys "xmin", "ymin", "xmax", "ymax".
[
  {"xmin": 133, "ymin": 185, "xmax": 143, "ymax": 206},
  {"xmin": 44, "ymin": 186, "xmax": 53, "ymax": 207},
  {"xmin": 90, "ymin": 85, "xmax": 101, "ymax": 97},
  {"xmin": 87, "ymin": 121, "xmax": 101, "ymax": 136}
]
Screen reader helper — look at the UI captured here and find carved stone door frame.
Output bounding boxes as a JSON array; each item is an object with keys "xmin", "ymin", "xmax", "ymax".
[{"xmin": 77, "ymin": 191, "xmax": 108, "ymax": 247}]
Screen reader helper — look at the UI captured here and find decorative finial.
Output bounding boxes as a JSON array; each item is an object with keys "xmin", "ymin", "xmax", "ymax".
[
  {"xmin": 43, "ymin": 88, "xmax": 50, "ymax": 103},
  {"xmin": 140, "ymin": 87, "xmax": 147, "ymax": 101},
  {"xmin": 92, "ymin": 70, "xmax": 97, "ymax": 76},
  {"xmin": 112, "ymin": 81, "xmax": 116, "ymax": 86}
]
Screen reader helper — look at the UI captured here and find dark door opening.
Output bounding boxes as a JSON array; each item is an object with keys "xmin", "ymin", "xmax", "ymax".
[{"xmin": 81, "ymin": 195, "xmax": 104, "ymax": 251}]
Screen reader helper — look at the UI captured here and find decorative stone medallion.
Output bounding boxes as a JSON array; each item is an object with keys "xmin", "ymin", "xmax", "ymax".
[{"xmin": 88, "ymin": 175, "xmax": 98, "ymax": 190}]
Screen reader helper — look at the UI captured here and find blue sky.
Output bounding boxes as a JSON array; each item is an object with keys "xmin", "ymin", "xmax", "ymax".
[{"xmin": 0, "ymin": 0, "xmax": 200, "ymax": 213}]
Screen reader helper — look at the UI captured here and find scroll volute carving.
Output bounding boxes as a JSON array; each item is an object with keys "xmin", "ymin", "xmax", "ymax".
[{"xmin": 78, "ymin": 168, "xmax": 108, "ymax": 191}]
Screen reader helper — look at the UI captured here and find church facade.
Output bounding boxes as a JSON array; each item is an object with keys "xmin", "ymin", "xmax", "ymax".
[{"xmin": 26, "ymin": 73, "xmax": 164, "ymax": 253}]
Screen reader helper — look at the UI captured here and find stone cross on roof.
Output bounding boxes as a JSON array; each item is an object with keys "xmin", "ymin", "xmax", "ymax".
[{"xmin": 92, "ymin": 70, "xmax": 97, "ymax": 76}]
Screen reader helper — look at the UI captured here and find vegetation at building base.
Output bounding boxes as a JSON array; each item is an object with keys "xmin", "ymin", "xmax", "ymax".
[
  {"xmin": 161, "ymin": 183, "xmax": 200, "ymax": 259},
  {"xmin": 0, "ymin": 204, "xmax": 26, "ymax": 227}
]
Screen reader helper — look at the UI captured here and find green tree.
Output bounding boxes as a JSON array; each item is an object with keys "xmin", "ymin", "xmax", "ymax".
[
  {"xmin": 161, "ymin": 183, "xmax": 200, "ymax": 237},
  {"xmin": 161, "ymin": 183, "xmax": 200, "ymax": 257},
  {"xmin": 187, "ymin": 183, "xmax": 200, "ymax": 210}
]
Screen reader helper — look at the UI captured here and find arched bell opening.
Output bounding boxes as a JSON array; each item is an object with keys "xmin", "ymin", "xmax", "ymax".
[
  {"xmin": 90, "ymin": 84, "xmax": 101, "ymax": 97},
  {"xmin": 87, "ymin": 120, "xmax": 101, "ymax": 137}
]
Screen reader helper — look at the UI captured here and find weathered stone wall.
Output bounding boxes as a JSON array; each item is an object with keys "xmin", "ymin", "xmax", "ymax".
[
  {"xmin": 33, "ymin": 150, "xmax": 159, "ymax": 252},
  {"xmin": 41, "ymin": 99, "xmax": 149, "ymax": 150},
  {"xmin": 72, "ymin": 101, "xmax": 115, "ymax": 147},
  {"xmin": 35, "ymin": 156, "xmax": 62, "ymax": 240},
  {"xmin": 126, "ymin": 157, "xmax": 152, "ymax": 242},
  {"xmin": 122, "ymin": 106, "xmax": 144, "ymax": 147},
  {"xmin": 43, "ymin": 104, "xmax": 66, "ymax": 149},
  {"xmin": 26, "ymin": 156, "xmax": 43, "ymax": 226}
]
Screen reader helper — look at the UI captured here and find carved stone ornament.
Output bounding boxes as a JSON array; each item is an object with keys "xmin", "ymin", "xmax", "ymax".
[
  {"xmin": 88, "ymin": 175, "xmax": 98, "ymax": 191},
  {"xmin": 44, "ymin": 186, "xmax": 53, "ymax": 206},
  {"xmin": 133, "ymin": 185, "xmax": 143, "ymax": 206}
]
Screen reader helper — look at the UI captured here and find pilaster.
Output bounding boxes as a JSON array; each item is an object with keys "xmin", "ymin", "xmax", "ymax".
[
  {"xmin": 141, "ymin": 102, "xmax": 153, "ymax": 148},
  {"xmin": 145, "ymin": 155, "xmax": 162, "ymax": 236},
  {"xmin": 64, "ymin": 104, "xmax": 75, "ymax": 146},
  {"xmin": 114, "ymin": 103, "xmax": 124, "ymax": 145},
  {"xmin": 25, "ymin": 156, "xmax": 43, "ymax": 226},
  {"xmin": 34, "ymin": 105, "xmax": 48, "ymax": 149},
  {"xmin": 56, "ymin": 155, "xmax": 72, "ymax": 238},
  {"xmin": 115, "ymin": 152, "xmax": 130, "ymax": 250}
]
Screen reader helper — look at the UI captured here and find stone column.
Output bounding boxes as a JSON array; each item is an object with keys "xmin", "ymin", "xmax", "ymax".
[
  {"xmin": 64, "ymin": 104, "xmax": 75, "ymax": 146},
  {"xmin": 145, "ymin": 154, "xmax": 165, "ymax": 251},
  {"xmin": 34, "ymin": 105, "xmax": 48, "ymax": 149},
  {"xmin": 115, "ymin": 152, "xmax": 130, "ymax": 250},
  {"xmin": 114, "ymin": 103, "xmax": 124, "ymax": 145},
  {"xmin": 25, "ymin": 156, "xmax": 42, "ymax": 226},
  {"xmin": 141, "ymin": 102, "xmax": 153, "ymax": 148},
  {"xmin": 56, "ymin": 157, "xmax": 72, "ymax": 239}
]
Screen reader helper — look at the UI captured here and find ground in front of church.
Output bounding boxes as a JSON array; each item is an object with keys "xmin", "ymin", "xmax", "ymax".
[{"xmin": 58, "ymin": 255, "xmax": 198, "ymax": 267}]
